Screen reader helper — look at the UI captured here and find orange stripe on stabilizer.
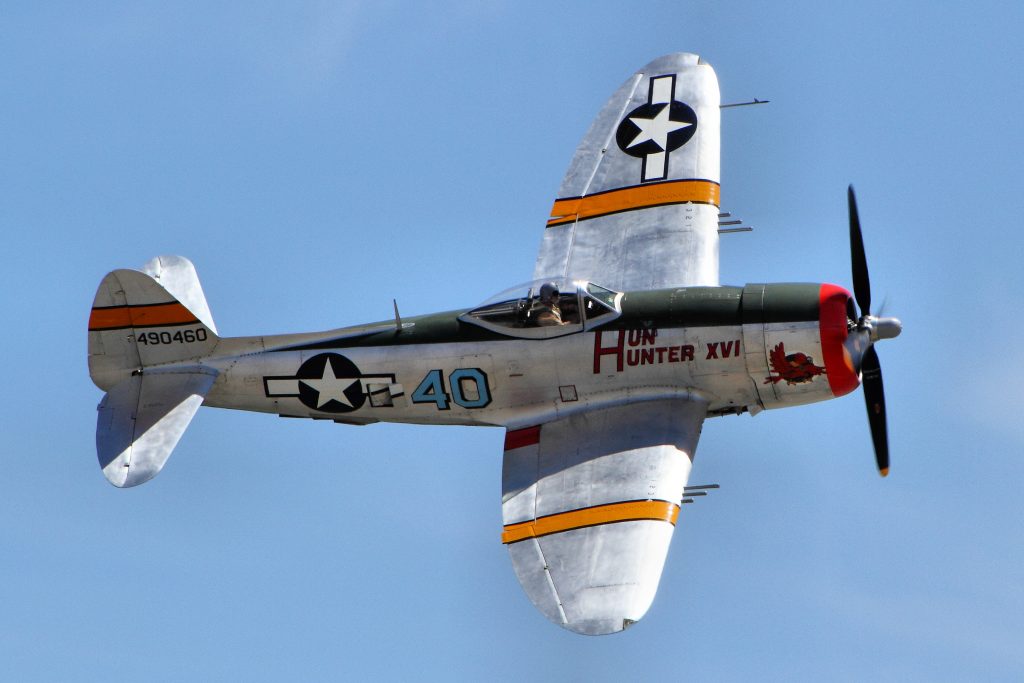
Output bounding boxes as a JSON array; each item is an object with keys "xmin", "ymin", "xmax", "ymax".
[
  {"xmin": 89, "ymin": 302, "xmax": 199, "ymax": 331},
  {"xmin": 546, "ymin": 179, "xmax": 720, "ymax": 228},
  {"xmin": 501, "ymin": 499, "xmax": 680, "ymax": 544}
]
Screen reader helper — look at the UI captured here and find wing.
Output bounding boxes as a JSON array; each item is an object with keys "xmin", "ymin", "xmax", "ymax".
[
  {"xmin": 533, "ymin": 53, "xmax": 721, "ymax": 292},
  {"xmin": 501, "ymin": 398, "xmax": 706, "ymax": 635}
]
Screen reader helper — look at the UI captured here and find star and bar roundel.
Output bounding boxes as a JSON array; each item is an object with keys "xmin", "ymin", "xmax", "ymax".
[
  {"xmin": 615, "ymin": 74, "xmax": 697, "ymax": 183},
  {"xmin": 546, "ymin": 73, "xmax": 712, "ymax": 229},
  {"xmin": 263, "ymin": 353, "xmax": 396, "ymax": 413}
]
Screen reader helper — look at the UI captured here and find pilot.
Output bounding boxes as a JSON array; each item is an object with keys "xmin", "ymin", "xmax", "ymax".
[{"xmin": 533, "ymin": 282, "xmax": 563, "ymax": 326}]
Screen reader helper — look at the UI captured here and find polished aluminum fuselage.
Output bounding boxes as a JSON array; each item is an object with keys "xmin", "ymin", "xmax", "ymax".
[{"xmin": 200, "ymin": 283, "xmax": 852, "ymax": 430}]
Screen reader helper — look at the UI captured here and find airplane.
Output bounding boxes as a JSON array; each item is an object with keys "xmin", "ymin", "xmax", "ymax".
[{"xmin": 87, "ymin": 53, "xmax": 902, "ymax": 635}]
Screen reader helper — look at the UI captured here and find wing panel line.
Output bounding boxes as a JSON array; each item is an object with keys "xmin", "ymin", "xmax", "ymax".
[{"xmin": 558, "ymin": 73, "xmax": 646, "ymax": 279}]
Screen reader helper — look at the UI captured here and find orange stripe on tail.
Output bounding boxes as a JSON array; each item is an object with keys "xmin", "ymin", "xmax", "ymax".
[{"xmin": 89, "ymin": 302, "xmax": 199, "ymax": 331}]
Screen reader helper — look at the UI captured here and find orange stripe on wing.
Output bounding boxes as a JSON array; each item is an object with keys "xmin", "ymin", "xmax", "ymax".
[
  {"xmin": 501, "ymin": 499, "xmax": 680, "ymax": 544},
  {"xmin": 89, "ymin": 302, "xmax": 199, "ymax": 331},
  {"xmin": 547, "ymin": 179, "xmax": 720, "ymax": 228}
]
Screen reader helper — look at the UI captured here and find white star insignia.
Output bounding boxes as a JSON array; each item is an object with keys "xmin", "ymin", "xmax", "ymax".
[
  {"xmin": 627, "ymin": 105, "xmax": 692, "ymax": 152},
  {"xmin": 301, "ymin": 360, "xmax": 360, "ymax": 408}
]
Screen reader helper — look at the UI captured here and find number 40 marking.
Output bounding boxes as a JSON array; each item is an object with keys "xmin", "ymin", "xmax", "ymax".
[{"xmin": 411, "ymin": 368, "xmax": 491, "ymax": 410}]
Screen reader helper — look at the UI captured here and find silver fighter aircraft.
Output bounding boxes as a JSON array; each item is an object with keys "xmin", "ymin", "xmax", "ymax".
[{"xmin": 87, "ymin": 53, "xmax": 902, "ymax": 635}]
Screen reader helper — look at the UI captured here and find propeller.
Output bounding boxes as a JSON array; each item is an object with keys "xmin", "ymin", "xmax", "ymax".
[
  {"xmin": 846, "ymin": 186, "xmax": 900, "ymax": 477},
  {"xmin": 848, "ymin": 186, "xmax": 871, "ymax": 316}
]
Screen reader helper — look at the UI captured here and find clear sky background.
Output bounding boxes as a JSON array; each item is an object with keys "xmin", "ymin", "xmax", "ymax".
[{"xmin": 3, "ymin": 2, "xmax": 1022, "ymax": 680}]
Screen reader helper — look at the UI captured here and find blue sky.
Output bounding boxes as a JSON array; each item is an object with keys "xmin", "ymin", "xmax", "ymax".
[{"xmin": 3, "ymin": 2, "xmax": 1023, "ymax": 680}]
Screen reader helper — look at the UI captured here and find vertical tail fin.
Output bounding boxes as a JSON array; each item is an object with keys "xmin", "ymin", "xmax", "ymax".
[
  {"xmin": 87, "ymin": 256, "xmax": 219, "ymax": 487},
  {"xmin": 141, "ymin": 255, "xmax": 218, "ymax": 335},
  {"xmin": 88, "ymin": 256, "xmax": 219, "ymax": 391}
]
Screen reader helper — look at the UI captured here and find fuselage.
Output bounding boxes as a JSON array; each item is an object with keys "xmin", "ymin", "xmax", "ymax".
[{"xmin": 197, "ymin": 282, "xmax": 859, "ymax": 429}]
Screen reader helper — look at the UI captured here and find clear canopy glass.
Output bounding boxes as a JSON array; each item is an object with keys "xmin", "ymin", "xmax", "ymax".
[{"xmin": 460, "ymin": 278, "xmax": 621, "ymax": 339}]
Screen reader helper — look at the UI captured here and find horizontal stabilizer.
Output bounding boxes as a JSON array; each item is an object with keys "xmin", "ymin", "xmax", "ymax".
[{"xmin": 96, "ymin": 370, "xmax": 217, "ymax": 488}]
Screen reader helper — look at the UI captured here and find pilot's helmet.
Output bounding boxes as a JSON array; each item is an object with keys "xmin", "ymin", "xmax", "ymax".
[{"xmin": 539, "ymin": 282, "xmax": 559, "ymax": 302}]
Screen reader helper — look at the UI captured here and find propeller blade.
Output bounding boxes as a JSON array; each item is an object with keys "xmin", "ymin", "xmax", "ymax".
[
  {"xmin": 861, "ymin": 345, "xmax": 889, "ymax": 476},
  {"xmin": 848, "ymin": 185, "xmax": 871, "ymax": 316}
]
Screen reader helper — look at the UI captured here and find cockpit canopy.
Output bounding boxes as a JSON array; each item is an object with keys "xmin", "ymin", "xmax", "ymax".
[{"xmin": 459, "ymin": 278, "xmax": 622, "ymax": 339}]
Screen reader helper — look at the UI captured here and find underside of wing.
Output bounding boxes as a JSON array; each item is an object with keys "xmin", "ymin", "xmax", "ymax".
[
  {"xmin": 501, "ymin": 398, "xmax": 707, "ymax": 635},
  {"xmin": 533, "ymin": 53, "xmax": 721, "ymax": 292}
]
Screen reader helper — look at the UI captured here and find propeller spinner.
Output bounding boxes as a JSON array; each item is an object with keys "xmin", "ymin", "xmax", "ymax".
[{"xmin": 846, "ymin": 186, "xmax": 901, "ymax": 476}]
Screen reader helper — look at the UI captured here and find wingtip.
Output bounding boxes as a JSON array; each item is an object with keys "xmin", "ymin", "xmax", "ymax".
[{"xmin": 562, "ymin": 616, "xmax": 637, "ymax": 636}]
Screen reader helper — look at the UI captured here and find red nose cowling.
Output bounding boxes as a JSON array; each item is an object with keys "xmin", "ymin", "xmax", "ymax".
[{"xmin": 818, "ymin": 283, "xmax": 859, "ymax": 397}]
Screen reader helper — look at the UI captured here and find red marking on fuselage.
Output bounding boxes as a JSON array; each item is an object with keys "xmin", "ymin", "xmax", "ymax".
[
  {"xmin": 594, "ymin": 328, "xmax": 705, "ymax": 373},
  {"xmin": 763, "ymin": 342, "xmax": 826, "ymax": 385},
  {"xmin": 504, "ymin": 426, "xmax": 541, "ymax": 451},
  {"xmin": 627, "ymin": 329, "xmax": 657, "ymax": 347},
  {"xmin": 706, "ymin": 340, "xmax": 742, "ymax": 359},
  {"xmin": 594, "ymin": 330, "xmax": 626, "ymax": 373}
]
